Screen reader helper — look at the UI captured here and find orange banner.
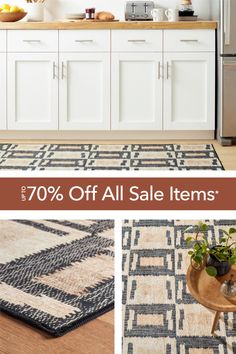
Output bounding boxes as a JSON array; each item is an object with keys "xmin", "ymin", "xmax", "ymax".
[{"xmin": 0, "ymin": 177, "xmax": 234, "ymax": 210}]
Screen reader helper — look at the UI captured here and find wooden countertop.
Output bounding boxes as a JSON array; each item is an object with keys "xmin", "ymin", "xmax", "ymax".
[{"xmin": 0, "ymin": 20, "xmax": 217, "ymax": 30}]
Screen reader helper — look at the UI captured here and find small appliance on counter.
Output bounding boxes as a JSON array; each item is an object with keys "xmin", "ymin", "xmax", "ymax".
[
  {"xmin": 178, "ymin": 0, "xmax": 198, "ymax": 21},
  {"xmin": 125, "ymin": 1, "xmax": 154, "ymax": 21},
  {"xmin": 179, "ymin": 0, "xmax": 194, "ymax": 16}
]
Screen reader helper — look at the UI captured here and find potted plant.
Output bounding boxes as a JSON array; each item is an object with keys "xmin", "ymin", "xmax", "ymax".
[{"xmin": 185, "ymin": 222, "xmax": 236, "ymax": 277}]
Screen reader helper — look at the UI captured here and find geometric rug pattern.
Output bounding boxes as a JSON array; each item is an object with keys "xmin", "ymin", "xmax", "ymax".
[
  {"xmin": 122, "ymin": 220, "xmax": 236, "ymax": 354},
  {"xmin": 0, "ymin": 219, "xmax": 114, "ymax": 336},
  {"xmin": 0, "ymin": 143, "xmax": 223, "ymax": 170}
]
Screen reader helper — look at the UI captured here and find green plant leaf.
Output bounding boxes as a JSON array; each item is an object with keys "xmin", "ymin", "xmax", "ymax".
[
  {"xmin": 199, "ymin": 222, "xmax": 208, "ymax": 232},
  {"xmin": 220, "ymin": 238, "xmax": 227, "ymax": 243},
  {"xmin": 205, "ymin": 266, "xmax": 217, "ymax": 277},
  {"xmin": 188, "ymin": 251, "xmax": 194, "ymax": 256},
  {"xmin": 229, "ymin": 256, "xmax": 236, "ymax": 264},
  {"xmin": 229, "ymin": 227, "xmax": 236, "ymax": 235},
  {"xmin": 186, "ymin": 236, "xmax": 193, "ymax": 244},
  {"xmin": 193, "ymin": 255, "xmax": 203, "ymax": 264},
  {"xmin": 203, "ymin": 236, "xmax": 208, "ymax": 243}
]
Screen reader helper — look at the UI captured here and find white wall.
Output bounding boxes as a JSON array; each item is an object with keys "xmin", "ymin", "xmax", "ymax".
[{"xmin": 9, "ymin": 0, "xmax": 212, "ymax": 21}]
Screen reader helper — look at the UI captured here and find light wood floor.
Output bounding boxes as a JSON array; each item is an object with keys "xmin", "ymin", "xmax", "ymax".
[
  {"xmin": 0, "ymin": 310, "xmax": 114, "ymax": 354},
  {"xmin": 0, "ymin": 138, "xmax": 235, "ymax": 169},
  {"xmin": 211, "ymin": 140, "xmax": 236, "ymax": 170}
]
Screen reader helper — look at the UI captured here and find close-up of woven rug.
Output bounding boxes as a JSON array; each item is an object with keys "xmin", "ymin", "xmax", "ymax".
[
  {"xmin": 0, "ymin": 143, "xmax": 223, "ymax": 170},
  {"xmin": 0, "ymin": 219, "xmax": 114, "ymax": 337},
  {"xmin": 122, "ymin": 220, "xmax": 236, "ymax": 354}
]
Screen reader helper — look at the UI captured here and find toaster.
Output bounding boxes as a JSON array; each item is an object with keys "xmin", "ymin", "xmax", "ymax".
[{"xmin": 125, "ymin": 1, "xmax": 154, "ymax": 21}]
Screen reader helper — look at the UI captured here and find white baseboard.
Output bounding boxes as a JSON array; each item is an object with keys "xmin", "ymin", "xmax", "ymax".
[{"xmin": 0, "ymin": 130, "xmax": 215, "ymax": 141}]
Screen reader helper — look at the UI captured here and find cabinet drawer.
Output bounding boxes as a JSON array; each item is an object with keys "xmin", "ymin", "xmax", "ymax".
[
  {"xmin": 112, "ymin": 30, "xmax": 162, "ymax": 52},
  {"xmin": 8, "ymin": 30, "xmax": 58, "ymax": 52},
  {"xmin": 59, "ymin": 30, "xmax": 110, "ymax": 52},
  {"xmin": 164, "ymin": 30, "xmax": 215, "ymax": 52},
  {"xmin": 0, "ymin": 30, "xmax": 6, "ymax": 52}
]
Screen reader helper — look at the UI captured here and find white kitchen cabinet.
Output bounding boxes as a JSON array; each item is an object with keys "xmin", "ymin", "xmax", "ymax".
[
  {"xmin": 164, "ymin": 30, "xmax": 215, "ymax": 52},
  {"xmin": 111, "ymin": 53, "xmax": 163, "ymax": 130},
  {"xmin": 59, "ymin": 53, "xmax": 110, "ymax": 130},
  {"xmin": 59, "ymin": 30, "xmax": 110, "ymax": 52},
  {"xmin": 0, "ymin": 53, "xmax": 6, "ymax": 130},
  {"xmin": 112, "ymin": 30, "xmax": 163, "ymax": 52},
  {"xmin": 8, "ymin": 30, "xmax": 58, "ymax": 53},
  {"xmin": 7, "ymin": 53, "xmax": 58, "ymax": 130},
  {"xmin": 2, "ymin": 28, "xmax": 215, "ymax": 134},
  {"xmin": 163, "ymin": 52, "xmax": 215, "ymax": 130},
  {"xmin": 0, "ymin": 30, "xmax": 6, "ymax": 52}
]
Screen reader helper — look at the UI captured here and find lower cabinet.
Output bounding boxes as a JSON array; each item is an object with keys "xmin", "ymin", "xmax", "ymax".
[
  {"xmin": 163, "ymin": 52, "xmax": 215, "ymax": 130},
  {"xmin": 111, "ymin": 52, "xmax": 163, "ymax": 130},
  {"xmin": 0, "ymin": 53, "xmax": 6, "ymax": 129},
  {"xmin": 7, "ymin": 53, "xmax": 58, "ymax": 130},
  {"xmin": 3, "ymin": 30, "xmax": 216, "ymax": 133},
  {"xmin": 59, "ymin": 53, "xmax": 110, "ymax": 130}
]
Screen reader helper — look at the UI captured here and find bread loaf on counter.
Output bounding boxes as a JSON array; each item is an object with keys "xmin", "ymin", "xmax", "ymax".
[{"xmin": 95, "ymin": 11, "xmax": 115, "ymax": 21}]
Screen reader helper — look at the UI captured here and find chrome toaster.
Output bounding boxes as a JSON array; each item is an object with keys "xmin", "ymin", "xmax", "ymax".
[{"xmin": 125, "ymin": 1, "xmax": 154, "ymax": 21}]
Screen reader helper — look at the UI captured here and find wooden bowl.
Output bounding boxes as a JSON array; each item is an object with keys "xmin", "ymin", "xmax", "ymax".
[{"xmin": 0, "ymin": 12, "xmax": 27, "ymax": 22}]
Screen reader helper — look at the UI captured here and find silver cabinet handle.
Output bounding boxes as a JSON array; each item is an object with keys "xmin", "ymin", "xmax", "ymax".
[
  {"xmin": 75, "ymin": 39, "xmax": 94, "ymax": 43},
  {"xmin": 180, "ymin": 39, "xmax": 199, "ymax": 42},
  {"xmin": 61, "ymin": 61, "xmax": 65, "ymax": 80},
  {"xmin": 158, "ymin": 61, "xmax": 161, "ymax": 80},
  {"xmin": 22, "ymin": 39, "xmax": 41, "ymax": 43},
  {"xmin": 53, "ymin": 62, "xmax": 57, "ymax": 80},
  {"xmin": 166, "ymin": 62, "xmax": 170, "ymax": 80},
  {"xmin": 128, "ymin": 39, "xmax": 146, "ymax": 43}
]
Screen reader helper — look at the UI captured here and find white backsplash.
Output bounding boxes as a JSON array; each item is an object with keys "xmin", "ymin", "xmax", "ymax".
[{"xmin": 8, "ymin": 0, "xmax": 212, "ymax": 21}]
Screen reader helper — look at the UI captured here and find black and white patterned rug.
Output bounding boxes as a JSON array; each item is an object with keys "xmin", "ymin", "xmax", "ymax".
[
  {"xmin": 122, "ymin": 220, "xmax": 236, "ymax": 353},
  {"xmin": 0, "ymin": 143, "xmax": 223, "ymax": 170},
  {"xmin": 0, "ymin": 220, "xmax": 114, "ymax": 336}
]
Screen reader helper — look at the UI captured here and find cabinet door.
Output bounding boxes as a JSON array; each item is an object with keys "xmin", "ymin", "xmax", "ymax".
[
  {"xmin": 164, "ymin": 52, "xmax": 215, "ymax": 130},
  {"xmin": 111, "ymin": 53, "xmax": 162, "ymax": 130},
  {"xmin": 0, "ymin": 53, "xmax": 6, "ymax": 130},
  {"xmin": 8, "ymin": 53, "xmax": 58, "ymax": 130},
  {"xmin": 59, "ymin": 53, "xmax": 110, "ymax": 130}
]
